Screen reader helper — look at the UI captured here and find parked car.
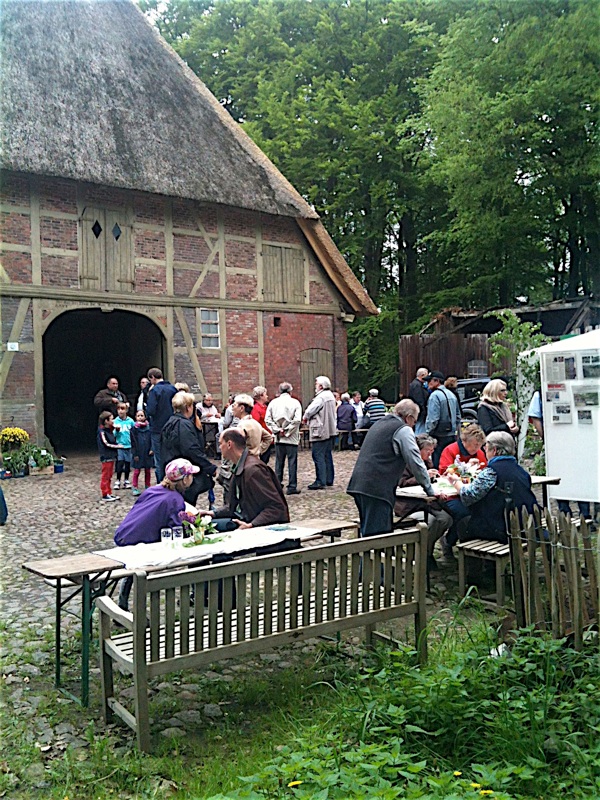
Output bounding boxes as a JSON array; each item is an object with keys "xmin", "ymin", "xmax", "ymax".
[{"xmin": 455, "ymin": 377, "xmax": 490, "ymax": 420}]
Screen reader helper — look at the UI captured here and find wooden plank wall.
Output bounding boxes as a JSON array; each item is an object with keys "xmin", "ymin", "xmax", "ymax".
[{"xmin": 398, "ymin": 333, "xmax": 512, "ymax": 396}]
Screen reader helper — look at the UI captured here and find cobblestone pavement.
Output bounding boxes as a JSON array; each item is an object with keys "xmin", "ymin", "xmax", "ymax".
[{"xmin": 1, "ymin": 448, "xmax": 360, "ymax": 625}]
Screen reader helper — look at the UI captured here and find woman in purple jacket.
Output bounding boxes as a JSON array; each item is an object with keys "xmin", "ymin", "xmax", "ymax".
[{"xmin": 115, "ymin": 458, "xmax": 198, "ymax": 610}]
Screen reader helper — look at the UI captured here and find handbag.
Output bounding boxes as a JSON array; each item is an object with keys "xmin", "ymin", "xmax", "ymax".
[{"xmin": 431, "ymin": 390, "xmax": 454, "ymax": 436}]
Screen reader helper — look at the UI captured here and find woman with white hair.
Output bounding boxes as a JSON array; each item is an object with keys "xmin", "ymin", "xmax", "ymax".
[
  {"xmin": 446, "ymin": 431, "xmax": 538, "ymax": 544},
  {"xmin": 477, "ymin": 379, "xmax": 518, "ymax": 437}
]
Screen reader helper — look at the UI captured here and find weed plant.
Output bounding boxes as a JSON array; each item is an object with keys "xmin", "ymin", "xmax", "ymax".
[
  {"xmin": 209, "ymin": 612, "xmax": 600, "ymax": 799},
  {"xmin": 2, "ymin": 608, "xmax": 600, "ymax": 799}
]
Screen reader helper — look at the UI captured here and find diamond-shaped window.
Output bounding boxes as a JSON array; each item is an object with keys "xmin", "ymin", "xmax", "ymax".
[
  {"xmin": 92, "ymin": 220, "xmax": 102, "ymax": 238},
  {"xmin": 112, "ymin": 223, "xmax": 122, "ymax": 241}
]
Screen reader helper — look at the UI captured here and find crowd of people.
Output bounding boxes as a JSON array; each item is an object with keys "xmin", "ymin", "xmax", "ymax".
[{"xmin": 93, "ymin": 364, "xmax": 545, "ymax": 580}]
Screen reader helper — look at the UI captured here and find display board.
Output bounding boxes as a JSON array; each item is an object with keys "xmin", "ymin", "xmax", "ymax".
[{"xmin": 538, "ymin": 330, "xmax": 600, "ymax": 503}]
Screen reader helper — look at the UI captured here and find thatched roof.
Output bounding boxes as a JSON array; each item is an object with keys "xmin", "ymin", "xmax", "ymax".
[
  {"xmin": 0, "ymin": 0, "xmax": 314, "ymax": 217},
  {"xmin": 0, "ymin": 0, "xmax": 377, "ymax": 315}
]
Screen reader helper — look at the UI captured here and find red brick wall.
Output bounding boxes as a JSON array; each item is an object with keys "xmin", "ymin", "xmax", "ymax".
[
  {"xmin": 262, "ymin": 312, "xmax": 342, "ymax": 407},
  {"xmin": 0, "ymin": 173, "xmax": 350, "ymax": 433},
  {"xmin": 2, "ymin": 251, "xmax": 32, "ymax": 283}
]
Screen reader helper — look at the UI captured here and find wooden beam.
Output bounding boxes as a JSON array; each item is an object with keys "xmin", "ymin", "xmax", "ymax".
[
  {"xmin": 3, "ymin": 283, "xmax": 339, "ymax": 315},
  {"xmin": 0, "ymin": 298, "xmax": 30, "ymax": 394},
  {"xmin": 174, "ymin": 307, "xmax": 207, "ymax": 394}
]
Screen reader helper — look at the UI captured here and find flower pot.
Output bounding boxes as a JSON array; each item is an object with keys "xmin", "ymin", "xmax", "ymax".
[
  {"xmin": 54, "ymin": 463, "xmax": 64, "ymax": 474},
  {"xmin": 13, "ymin": 469, "xmax": 26, "ymax": 478}
]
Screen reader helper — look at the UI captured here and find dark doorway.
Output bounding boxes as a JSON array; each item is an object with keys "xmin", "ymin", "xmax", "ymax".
[{"xmin": 43, "ymin": 309, "xmax": 164, "ymax": 452}]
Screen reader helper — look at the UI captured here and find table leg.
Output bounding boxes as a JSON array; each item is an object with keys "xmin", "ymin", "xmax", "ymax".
[
  {"xmin": 55, "ymin": 580, "xmax": 62, "ymax": 688},
  {"xmin": 542, "ymin": 485, "xmax": 549, "ymax": 510},
  {"xmin": 81, "ymin": 576, "xmax": 91, "ymax": 707}
]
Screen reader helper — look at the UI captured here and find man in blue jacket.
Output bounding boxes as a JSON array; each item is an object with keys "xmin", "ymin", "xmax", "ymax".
[{"xmin": 146, "ymin": 367, "xmax": 177, "ymax": 481}]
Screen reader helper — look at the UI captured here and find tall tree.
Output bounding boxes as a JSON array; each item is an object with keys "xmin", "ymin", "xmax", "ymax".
[{"xmin": 423, "ymin": 0, "xmax": 600, "ymax": 308}]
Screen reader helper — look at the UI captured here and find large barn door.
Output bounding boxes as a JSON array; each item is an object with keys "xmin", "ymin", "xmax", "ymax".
[{"xmin": 300, "ymin": 348, "xmax": 333, "ymax": 406}]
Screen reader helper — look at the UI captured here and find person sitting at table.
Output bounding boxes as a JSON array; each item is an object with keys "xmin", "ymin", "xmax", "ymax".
[
  {"xmin": 438, "ymin": 423, "xmax": 487, "ymax": 474},
  {"xmin": 394, "ymin": 434, "xmax": 453, "ymax": 572},
  {"xmin": 160, "ymin": 391, "xmax": 217, "ymax": 505},
  {"xmin": 436, "ymin": 424, "xmax": 487, "ymax": 559},
  {"xmin": 200, "ymin": 428, "xmax": 289, "ymax": 529},
  {"xmin": 115, "ymin": 458, "xmax": 201, "ymax": 610},
  {"xmin": 446, "ymin": 431, "xmax": 538, "ymax": 545}
]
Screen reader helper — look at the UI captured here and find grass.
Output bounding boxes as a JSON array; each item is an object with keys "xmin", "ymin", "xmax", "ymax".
[{"xmin": 2, "ymin": 604, "xmax": 600, "ymax": 799}]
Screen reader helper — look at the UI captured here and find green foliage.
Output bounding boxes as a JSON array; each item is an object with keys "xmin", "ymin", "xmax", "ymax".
[
  {"xmin": 214, "ymin": 633, "xmax": 600, "ymax": 799},
  {"xmin": 486, "ymin": 309, "xmax": 550, "ymax": 417},
  {"xmin": 141, "ymin": 0, "xmax": 599, "ymax": 386}
]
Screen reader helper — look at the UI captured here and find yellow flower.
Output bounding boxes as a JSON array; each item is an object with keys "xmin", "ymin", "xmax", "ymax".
[
  {"xmin": 288, "ymin": 780, "xmax": 303, "ymax": 788},
  {"xmin": 479, "ymin": 792, "xmax": 494, "ymax": 797},
  {"xmin": 453, "ymin": 771, "xmax": 462, "ymax": 776},
  {"xmin": 470, "ymin": 783, "xmax": 482, "ymax": 789}
]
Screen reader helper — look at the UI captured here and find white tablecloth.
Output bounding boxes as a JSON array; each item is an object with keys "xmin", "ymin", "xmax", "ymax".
[{"xmin": 93, "ymin": 524, "xmax": 322, "ymax": 570}]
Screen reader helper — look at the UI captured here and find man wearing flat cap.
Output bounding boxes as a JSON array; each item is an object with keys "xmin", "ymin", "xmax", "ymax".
[{"xmin": 425, "ymin": 371, "xmax": 461, "ymax": 468}]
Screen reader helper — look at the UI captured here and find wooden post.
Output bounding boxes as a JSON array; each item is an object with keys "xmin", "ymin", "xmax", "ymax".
[{"xmin": 415, "ymin": 524, "xmax": 428, "ymax": 664}]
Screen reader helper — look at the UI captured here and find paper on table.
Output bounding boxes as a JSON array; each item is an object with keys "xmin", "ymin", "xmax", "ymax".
[{"xmin": 93, "ymin": 526, "xmax": 323, "ymax": 570}]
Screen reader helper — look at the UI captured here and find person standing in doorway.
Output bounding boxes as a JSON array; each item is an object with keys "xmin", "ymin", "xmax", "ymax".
[
  {"xmin": 303, "ymin": 375, "xmax": 337, "ymax": 490},
  {"xmin": 94, "ymin": 376, "xmax": 127, "ymax": 416},
  {"xmin": 146, "ymin": 367, "xmax": 177, "ymax": 482}
]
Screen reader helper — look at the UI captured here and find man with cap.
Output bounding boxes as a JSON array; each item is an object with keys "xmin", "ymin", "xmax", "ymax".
[
  {"xmin": 425, "ymin": 371, "xmax": 461, "ymax": 468},
  {"xmin": 114, "ymin": 457, "xmax": 200, "ymax": 609}
]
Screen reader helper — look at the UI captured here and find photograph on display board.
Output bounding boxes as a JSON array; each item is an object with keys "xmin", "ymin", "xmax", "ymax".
[
  {"xmin": 581, "ymin": 352, "xmax": 600, "ymax": 379},
  {"xmin": 573, "ymin": 391, "xmax": 599, "ymax": 407},
  {"xmin": 577, "ymin": 409, "xmax": 593, "ymax": 424},
  {"xmin": 564, "ymin": 356, "xmax": 577, "ymax": 380},
  {"xmin": 552, "ymin": 403, "xmax": 572, "ymax": 423}
]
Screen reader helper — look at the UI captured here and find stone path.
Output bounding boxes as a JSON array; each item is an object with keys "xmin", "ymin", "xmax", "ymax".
[{"xmin": 2, "ymin": 448, "xmax": 361, "ymax": 620}]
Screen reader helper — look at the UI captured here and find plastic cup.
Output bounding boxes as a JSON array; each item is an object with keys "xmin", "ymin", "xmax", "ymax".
[
  {"xmin": 172, "ymin": 526, "xmax": 184, "ymax": 548},
  {"xmin": 160, "ymin": 527, "xmax": 172, "ymax": 547}
]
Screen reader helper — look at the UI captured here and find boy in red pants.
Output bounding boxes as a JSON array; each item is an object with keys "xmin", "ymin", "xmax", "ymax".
[{"xmin": 97, "ymin": 411, "xmax": 123, "ymax": 501}]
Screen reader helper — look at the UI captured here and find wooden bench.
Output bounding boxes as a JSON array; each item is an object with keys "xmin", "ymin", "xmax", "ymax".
[
  {"xmin": 97, "ymin": 527, "xmax": 428, "ymax": 750},
  {"xmin": 457, "ymin": 539, "xmax": 512, "ymax": 607}
]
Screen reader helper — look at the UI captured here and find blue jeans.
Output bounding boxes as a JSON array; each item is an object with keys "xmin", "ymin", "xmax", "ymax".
[
  {"xmin": 311, "ymin": 437, "xmax": 334, "ymax": 486},
  {"xmin": 558, "ymin": 500, "xmax": 590, "ymax": 518},
  {"xmin": 151, "ymin": 432, "xmax": 163, "ymax": 482},
  {"xmin": 0, "ymin": 486, "xmax": 7, "ymax": 525}
]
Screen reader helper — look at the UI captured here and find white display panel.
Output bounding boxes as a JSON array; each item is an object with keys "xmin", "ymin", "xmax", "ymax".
[{"xmin": 538, "ymin": 330, "xmax": 600, "ymax": 503}]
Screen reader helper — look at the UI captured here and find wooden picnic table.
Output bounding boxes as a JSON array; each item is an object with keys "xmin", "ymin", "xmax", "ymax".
[
  {"xmin": 396, "ymin": 475, "xmax": 561, "ymax": 509},
  {"xmin": 22, "ymin": 518, "xmax": 358, "ymax": 706}
]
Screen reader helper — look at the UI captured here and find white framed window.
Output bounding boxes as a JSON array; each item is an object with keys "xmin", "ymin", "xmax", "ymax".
[{"xmin": 198, "ymin": 308, "xmax": 220, "ymax": 349}]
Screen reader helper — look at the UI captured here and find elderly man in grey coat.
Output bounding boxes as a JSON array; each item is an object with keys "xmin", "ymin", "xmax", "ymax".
[
  {"xmin": 303, "ymin": 375, "xmax": 337, "ymax": 490},
  {"xmin": 347, "ymin": 399, "xmax": 436, "ymax": 537}
]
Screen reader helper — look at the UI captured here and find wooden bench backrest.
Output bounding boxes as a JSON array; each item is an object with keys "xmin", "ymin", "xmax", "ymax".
[{"xmin": 131, "ymin": 528, "xmax": 427, "ymax": 669}]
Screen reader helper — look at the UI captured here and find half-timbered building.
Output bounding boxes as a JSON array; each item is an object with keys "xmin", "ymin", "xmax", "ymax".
[{"xmin": 0, "ymin": 0, "xmax": 376, "ymax": 450}]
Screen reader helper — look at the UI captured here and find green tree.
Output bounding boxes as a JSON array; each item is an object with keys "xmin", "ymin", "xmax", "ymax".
[{"xmin": 423, "ymin": 0, "xmax": 600, "ymax": 308}]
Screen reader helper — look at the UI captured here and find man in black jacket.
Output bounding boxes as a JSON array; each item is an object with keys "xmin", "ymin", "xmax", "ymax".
[
  {"xmin": 408, "ymin": 367, "xmax": 430, "ymax": 434},
  {"xmin": 160, "ymin": 391, "xmax": 216, "ymax": 505},
  {"xmin": 146, "ymin": 367, "xmax": 177, "ymax": 481}
]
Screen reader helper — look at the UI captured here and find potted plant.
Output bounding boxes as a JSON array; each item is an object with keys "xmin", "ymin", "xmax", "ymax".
[{"xmin": 4, "ymin": 446, "xmax": 28, "ymax": 477}]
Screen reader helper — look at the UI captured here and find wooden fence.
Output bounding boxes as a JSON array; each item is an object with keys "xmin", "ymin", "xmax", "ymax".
[{"xmin": 509, "ymin": 510, "xmax": 599, "ymax": 648}]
